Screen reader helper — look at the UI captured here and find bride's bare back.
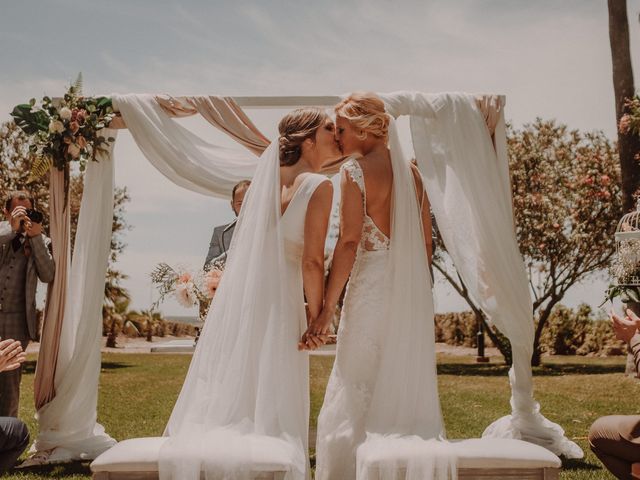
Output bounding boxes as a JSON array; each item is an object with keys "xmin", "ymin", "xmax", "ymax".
[{"xmin": 354, "ymin": 151, "xmax": 393, "ymax": 239}]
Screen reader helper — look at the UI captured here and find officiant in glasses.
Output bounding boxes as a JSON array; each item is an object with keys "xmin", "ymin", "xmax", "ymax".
[{"xmin": 0, "ymin": 191, "xmax": 55, "ymax": 417}]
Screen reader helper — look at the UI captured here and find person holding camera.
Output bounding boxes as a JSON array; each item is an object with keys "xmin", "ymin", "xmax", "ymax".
[{"xmin": 0, "ymin": 191, "xmax": 55, "ymax": 417}]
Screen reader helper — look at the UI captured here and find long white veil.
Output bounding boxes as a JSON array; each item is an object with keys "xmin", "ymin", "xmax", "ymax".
[
  {"xmin": 159, "ymin": 142, "xmax": 309, "ymax": 480},
  {"xmin": 357, "ymin": 118, "xmax": 455, "ymax": 480}
]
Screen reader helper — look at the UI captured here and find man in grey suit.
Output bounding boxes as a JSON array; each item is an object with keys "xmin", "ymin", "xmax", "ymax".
[
  {"xmin": 204, "ymin": 180, "xmax": 250, "ymax": 269},
  {"xmin": 0, "ymin": 191, "xmax": 55, "ymax": 417}
]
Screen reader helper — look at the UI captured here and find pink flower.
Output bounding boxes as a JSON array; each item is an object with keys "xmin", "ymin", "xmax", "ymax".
[
  {"xmin": 76, "ymin": 109, "xmax": 87, "ymax": 124},
  {"xmin": 175, "ymin": 282, "xmax": 197, "ymax": 308},
  {"xmin": 600, "ymin": 175, "xmax": 611, "ymax": 185},
  {"xmin": 177, "ymin": 272, "xmax": 192, "ymax": 284},
  {"xmin": 204, "ymin": 269, "xmax": 222, "ymax": 298},
  {"xmin": 67, "ymin": 143, "xmax": 81, "ymax": 158},
  {"xmin": 619, "ymin": 114, "xmax": 632, "ymax": 135},
  {"xmin": 69, "ymin": 121, "xmax": 80, "ymax": 134}
]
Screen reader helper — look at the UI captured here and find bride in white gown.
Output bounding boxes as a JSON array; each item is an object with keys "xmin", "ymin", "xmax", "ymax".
[
  {"xmin": 304, "ymin": 93, "xmax": 450, "ymax": 480},
  {"xmin": 159, "ymin": 108, "xmax": 340, "ymax": 480}
]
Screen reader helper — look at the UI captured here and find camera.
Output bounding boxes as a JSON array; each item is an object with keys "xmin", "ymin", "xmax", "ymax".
[
  {"xmin": 19, "ymin": 209, "xmax": 44, "ymax": 227},
  {"xmin": 26, "ymin": 209, "xmax": 44, "ymax": 224}
]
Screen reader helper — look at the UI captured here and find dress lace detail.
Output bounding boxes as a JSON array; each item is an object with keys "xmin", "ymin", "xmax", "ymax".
[
  {"xmin": 315, "ymin": 249, "xmax": 388, "ymax": 480},
  {"xmin": 341, "ymin": 158, "xmax": 390, "ymax": 252}
]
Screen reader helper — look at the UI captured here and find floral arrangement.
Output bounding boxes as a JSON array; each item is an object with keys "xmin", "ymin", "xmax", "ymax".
[
  {"xmin": 150, "ymin": 260, "xmax": 224, "ymax": 317},
  {"xmin": 618, "ymin": 95, "xmax": 640, "ymax": 138},
  {"xmin": 10, "ymin": 74, "xmax": 116, "ymax": 182}
]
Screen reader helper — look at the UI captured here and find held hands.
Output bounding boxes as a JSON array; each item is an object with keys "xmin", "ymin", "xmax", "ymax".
[
  {"xmin": 0, "ymin": 338, "xmax": 26, "ymax": 373},
  {"xmin": 298, "ymin": 308, "xmax": 334, "ymax": 351},
  {"xmin": 610, "ymin": 308, "xmax": 640, "ymax": 344}
]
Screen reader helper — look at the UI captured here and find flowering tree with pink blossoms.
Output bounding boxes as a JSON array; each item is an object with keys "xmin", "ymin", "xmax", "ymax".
[{"xmin": 435, "ymin": 119, "xmax": 623, "ymax": 365}]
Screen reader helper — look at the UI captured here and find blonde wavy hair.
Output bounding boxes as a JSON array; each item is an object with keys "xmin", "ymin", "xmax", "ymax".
[{"xmin": 335, "ymin": 92, "xmax": 389, "ymax": 140}]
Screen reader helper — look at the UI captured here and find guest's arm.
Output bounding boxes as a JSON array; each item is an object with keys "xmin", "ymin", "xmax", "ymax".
[
  {"xmin": 302, "ymin": 170, "xmax": 363, "ymax": 349},
  {"xmin": 301, "ymin": 180, "xmax": 333, "ymax": 332},
  {"xmin": 204, "ymin": 229, "xmax": 222, "ymax": 269},
  {"xmin": 1, "ymin": 207, "xmax": 29, "ymax": 245},
  {"xmin": 611, "ymin": 309, "xmax": 640, "ymax": 378},
  {"xmin": 28, "ymin": 234, "xmax": 55, "ymax": 283}
]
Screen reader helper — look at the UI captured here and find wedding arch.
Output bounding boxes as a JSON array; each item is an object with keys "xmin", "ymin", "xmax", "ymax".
[{"xmin": 26, "ymin": 91, "xmax": 583, "ymax": 462}]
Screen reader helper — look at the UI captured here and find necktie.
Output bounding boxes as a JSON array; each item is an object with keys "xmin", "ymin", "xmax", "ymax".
[{"xmin": 11, "ymin": 233, "xmax": 24, "ymax": 252}]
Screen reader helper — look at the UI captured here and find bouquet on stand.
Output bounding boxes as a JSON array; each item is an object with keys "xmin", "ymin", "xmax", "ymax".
[{"xmin": 151, "ymin": 258, "xmax": 225, "ymax": 342}]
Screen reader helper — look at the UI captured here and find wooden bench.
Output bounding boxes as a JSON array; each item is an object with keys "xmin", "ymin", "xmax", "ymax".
[
  {"xmin": 91, "ymin": 436, "xmax": 561, "ymax": 479},
  {"xmin": 357, "ymin": 437, "xmax": 561, "ymax": 479},
  {"xmin": 90, "ymin": 437, "xmax": 292, "ymax": 480}
]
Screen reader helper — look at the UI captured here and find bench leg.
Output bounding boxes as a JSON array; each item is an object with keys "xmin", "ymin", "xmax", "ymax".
[{"xmin": 543, "ymin": 468, "xmax": 560, "ymax": 480}]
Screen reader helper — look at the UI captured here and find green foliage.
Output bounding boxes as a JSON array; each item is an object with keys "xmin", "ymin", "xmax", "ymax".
[
  {"xmin": 603, "ymin": 283, "xmax": 640, "ymax": 305},
  {"xmin": 10, "ymin": 79, "xmax": 116, "ymax": 177},
  {"xmin": 436, "ymin": 305, "xmax": 625, "ymax": 358}
]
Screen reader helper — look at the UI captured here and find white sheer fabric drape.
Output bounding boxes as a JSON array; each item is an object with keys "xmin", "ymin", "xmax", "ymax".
[
  {"xmin": 381, "ymin": 91, "xmax": 582, "ymax": 459},
  {"xmin": 113, "ymin": 94, "xmax": 258, "ymax": 199},
  {"xmin": 33, "ymin": 131, "xmax": 118, "ymax": 460},
  {"xmin": 159, "ymin": 142, "xmax": 309, "ymax": 480}
]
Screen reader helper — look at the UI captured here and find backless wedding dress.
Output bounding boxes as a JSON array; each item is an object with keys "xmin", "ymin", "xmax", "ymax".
[
  {"xmin": 315, "ymin": 119, "xmax": 453, "ymax": 480},
  {"xmin": 315, "ymin": 157, "xmax": 393, "ymax": 478},
  {"xmin": 159, "ymin": 140, "xmax": 328, "ymax": 480}
]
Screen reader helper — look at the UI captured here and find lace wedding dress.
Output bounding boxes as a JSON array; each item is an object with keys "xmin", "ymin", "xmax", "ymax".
[
  {"xmin": 316, "ymin": 119, "xmax": 453, "ymax": 480},
  {"xmin": 315, "ymin": 158, "xmax": 392, "ymax": 479},
  {"xmin": 159, "ymin": 140, "xmax": 327, "ymax": 480}
]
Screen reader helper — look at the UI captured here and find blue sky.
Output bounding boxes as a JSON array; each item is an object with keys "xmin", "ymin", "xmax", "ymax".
[{"xmin": 1, "ymin": 0, "xmax": 639, "ymax": 316}]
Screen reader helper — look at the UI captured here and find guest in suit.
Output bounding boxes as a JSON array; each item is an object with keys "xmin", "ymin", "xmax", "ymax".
[
  {"xmin": 0, "ymin": 337, "xmax": 29, "ymax": 473},
  {"xmin": 0, "ymin": 191, "xmax": 55, "ymax": 417},
  {"xmin": 204, "ymin": 180, "xmax": 251, "ymax": 269},
  {"xmin": 589, "ymin": 307, "xmax": 640, "ymax": 480}
]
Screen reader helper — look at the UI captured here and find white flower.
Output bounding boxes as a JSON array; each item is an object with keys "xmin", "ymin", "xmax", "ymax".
[
  {"xmin": 175, "ymin": 282, "xmax": 197, "ymax": 308},
  {"xmin": 48, "ymin": 120, "xmax": 65, "ymax": 134},
  {"xmin": 59, "ymin": 107, "xmax": 72, "ymax": 120}
]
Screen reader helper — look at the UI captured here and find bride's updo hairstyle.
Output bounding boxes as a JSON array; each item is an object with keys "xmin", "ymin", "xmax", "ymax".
[
  {"xmin": 335, "ymin": 92, "xmax": 389, "ymax": 140},
  {"xmin": 278, "ymin": 107, "xmax": 329, "ymax": 166}
]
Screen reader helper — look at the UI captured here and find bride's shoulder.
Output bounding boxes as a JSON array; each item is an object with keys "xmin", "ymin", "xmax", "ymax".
[
  {"xmin": 300, "ymin": 172, "xmax": 330, "ymax": 192},
  {"xmin": 340, "ymin": 156, "xmax": 365, "ymax": 192}
]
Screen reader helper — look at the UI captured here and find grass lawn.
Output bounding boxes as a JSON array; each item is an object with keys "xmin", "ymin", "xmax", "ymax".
[{"xmin": 4, "ymin": 352, "xmax": 635, "ymax": 479}]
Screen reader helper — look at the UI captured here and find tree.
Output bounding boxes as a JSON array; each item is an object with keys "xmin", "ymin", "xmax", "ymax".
[
  {"xmin": 434, "ymin": 120, "xmax": 623, "ymax": 366},
  {"xmin": 608, "ymin": 0, "xmax": 640, "ymax": 212}
]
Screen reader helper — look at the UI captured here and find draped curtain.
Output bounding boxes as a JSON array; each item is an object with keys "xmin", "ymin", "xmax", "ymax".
[
  {"xmin": 381, "ymin": 91, "xmax": 582, "ymax": 459},
  {"xmin": 32, "ymin": 92, "xmax": 581, "ymax": 461}
]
